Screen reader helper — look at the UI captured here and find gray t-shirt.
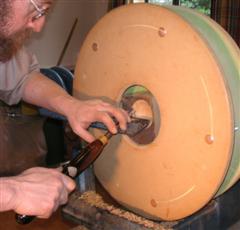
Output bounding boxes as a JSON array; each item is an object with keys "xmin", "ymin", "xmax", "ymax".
[
  {"xmin": 0, "ymin": 47, "xmax": 40, "ymax": 105},
  {"xmin": 0, "ymin": 48, "xmax": 46, "ymax": 175}
]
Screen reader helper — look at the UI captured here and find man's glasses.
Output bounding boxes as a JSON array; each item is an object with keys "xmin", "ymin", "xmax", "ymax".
[{"xmin": 30, "ymin": 0, "xmax": 48, "ymax": 22}]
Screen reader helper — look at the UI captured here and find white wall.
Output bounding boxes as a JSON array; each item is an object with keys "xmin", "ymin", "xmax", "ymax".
[{"xmin": 26, "ymin": 0, "xmax": 108, "ymax": 68}]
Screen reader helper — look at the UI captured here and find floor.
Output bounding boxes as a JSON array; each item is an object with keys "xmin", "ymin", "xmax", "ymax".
[
  {"xmin": 229, "ymin": 221, "xmax": 240, "ymax": 230},
  {"xmin": 0, "ymin": 208, "xmax": 78, "ymax": 230}
]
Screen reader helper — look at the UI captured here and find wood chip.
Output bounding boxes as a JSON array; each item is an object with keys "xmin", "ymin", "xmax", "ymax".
[
  {"xmin": 78, "ymin": 191, "xmax": 177, "ymax": 230},
  {"xmin": 71, "ymin": 225, "xmax": 90, "ymax": 230}
]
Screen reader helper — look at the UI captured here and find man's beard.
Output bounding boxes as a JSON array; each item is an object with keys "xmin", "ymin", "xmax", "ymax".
[{"xmin": 0, "ymin": 28, "xmax": 32, "ymax": 63}]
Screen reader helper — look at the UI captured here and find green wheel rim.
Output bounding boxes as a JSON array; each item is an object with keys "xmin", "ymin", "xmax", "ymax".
[{"xmin": 164, "ymin": 5, "xmax": 240, "ymax": 195}]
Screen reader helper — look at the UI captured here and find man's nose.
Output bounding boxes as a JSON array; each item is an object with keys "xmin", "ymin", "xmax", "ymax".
[{"xmin": 26, "ymin": 17, "xmax": 46, "ymax": 32}]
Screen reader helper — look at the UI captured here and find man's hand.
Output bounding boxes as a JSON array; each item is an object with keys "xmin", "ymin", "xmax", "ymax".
[
  {"xmin": 0, "ymin": 167, "xmax": 75, "ymax": 219},
  {"xmin": 23, "ymin": 74, "xmax": 129, "ymax": 143},
  {"xmin": 65, "ymin": 98, "xmax": 130, "ymax": 142}
]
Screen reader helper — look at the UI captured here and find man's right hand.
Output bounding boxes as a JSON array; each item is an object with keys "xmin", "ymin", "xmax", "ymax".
[{"xmin": 0, "ymin": 167, "xmax": 75, "ymax": 218}]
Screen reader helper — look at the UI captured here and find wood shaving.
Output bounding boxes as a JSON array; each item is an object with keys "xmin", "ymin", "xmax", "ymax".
[
  {"xmin": 71, "ymin": 225, "xmax": 90, "ymax": 230},
  {"xmin": 78, "ymin": 191, "xmax": 176, "ymax": 230}
]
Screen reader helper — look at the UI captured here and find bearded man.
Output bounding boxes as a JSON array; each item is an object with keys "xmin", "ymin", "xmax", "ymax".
[{"xmin": 0, "ymin": 0, "xmax": 128, "ymax": 219}]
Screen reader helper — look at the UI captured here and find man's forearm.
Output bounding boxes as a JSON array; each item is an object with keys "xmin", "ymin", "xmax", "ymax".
[{"xmin": 22, "ymin": 72, "xmax": 76, "ymax": 117}]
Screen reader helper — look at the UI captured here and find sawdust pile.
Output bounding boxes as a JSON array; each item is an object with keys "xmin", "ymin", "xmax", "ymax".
[
  {"xmin": 78, "ymin": 191, "xmax": 176, "ymax": 230},
  {"xmin": 71, "ymin": 225, "xmax": 90, "ymax": 230}
]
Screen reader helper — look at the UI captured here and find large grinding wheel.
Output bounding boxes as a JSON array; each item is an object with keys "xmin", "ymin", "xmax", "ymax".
[{"xmin": 74, "ymin": 4, "xmax": 240, "ymax": 221}]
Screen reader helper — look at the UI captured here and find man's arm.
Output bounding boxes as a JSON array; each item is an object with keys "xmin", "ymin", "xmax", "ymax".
[{"xmin": 22, "ymin": 72, "xmax": 129, "ymax": 142}]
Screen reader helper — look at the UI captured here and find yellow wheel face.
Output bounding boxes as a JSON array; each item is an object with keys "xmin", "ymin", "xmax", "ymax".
[{"xmin": 74, "ymin": 4, "xmax": 235, "ymax": 220}]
